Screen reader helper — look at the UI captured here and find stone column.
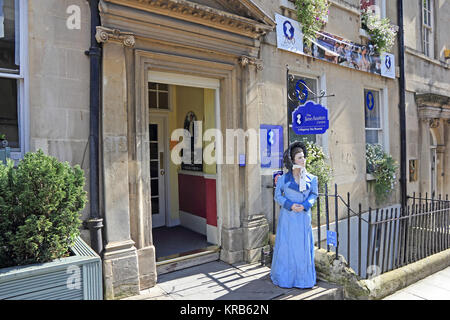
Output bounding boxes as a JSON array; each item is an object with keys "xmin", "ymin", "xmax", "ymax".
[
  {"xmin": 219, "ymin": 70, "xmax": 245, "ymax": 264},
  {"xmin": 240, "ymin": 57, "xmax": 269, "ymax": 263},
  {"xmin": 97, "ymin": 27, "xmax": 140, "ymax": 299}
]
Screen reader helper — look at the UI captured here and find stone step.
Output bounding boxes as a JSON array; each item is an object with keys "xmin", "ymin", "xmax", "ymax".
[
  {"xmin": 272, "ymin": 280, "xmax": 344, "ymax": 300},
  {"xmin": 156, "ymin": 249, "xmax": 220, "ymax": 276}
]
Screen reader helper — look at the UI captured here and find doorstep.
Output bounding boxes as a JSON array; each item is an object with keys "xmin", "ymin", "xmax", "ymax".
[{"xmin": 156, "ymin": 246, "xmax": 220, "ymax": 275}]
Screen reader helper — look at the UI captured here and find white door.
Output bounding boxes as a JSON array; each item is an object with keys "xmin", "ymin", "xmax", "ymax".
[{"xmin": 150, "ymin": 116, "xmax": 167, "ymax": 228}]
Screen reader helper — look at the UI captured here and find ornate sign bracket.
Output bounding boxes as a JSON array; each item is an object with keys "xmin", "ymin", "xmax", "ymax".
[{"xmin": 286, "ymin": 66, "xmax": 335, "ymax": 106}]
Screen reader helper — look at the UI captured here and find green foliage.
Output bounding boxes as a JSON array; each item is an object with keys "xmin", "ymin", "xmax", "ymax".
[
  {"xmin": 304, "ymin": 140, "xmax": 333, "ymax": 194},
  {"xmin": 0, "ymin": 133, "xmax": 5, "ymax": 140},
  {"xmin": 295, "ymin": 0, "xmax": 330, "ymax": 47},
  {"xmin": 366, "ymin": 144, "xmax": 399, "ymax": 204},
  {"xmin": 361, "ymin": 10, "xmax": 398, "ymax": 54},
  {"xmin": 0, "ymin": 150, "xmax": 87, "ymax": 268}
]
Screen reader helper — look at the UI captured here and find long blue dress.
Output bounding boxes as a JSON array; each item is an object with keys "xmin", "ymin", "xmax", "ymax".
[{"xmin": 270, "ymin": 171, "xmax": 318, "ymax": 289}]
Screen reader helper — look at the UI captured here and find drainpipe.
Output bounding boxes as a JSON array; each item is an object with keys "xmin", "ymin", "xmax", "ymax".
[
  {"xmin": 85, "ymin": 0, "xmax": 103, "ymax": 256},
  {"xmin": 397, "ymin": 0, "xmax": 407, "ymax": 211}
]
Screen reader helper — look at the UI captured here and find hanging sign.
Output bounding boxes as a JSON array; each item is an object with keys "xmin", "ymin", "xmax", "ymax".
[
  {"xmin": 275, "ymin": 13, "xmax": 303, "ymax": 55},
  {"xmin": 292, "ymin": 101, "xmax": 329, "ymax": 135},
  {"xmin": 260, "ymin": 125, "xmax": 284, "ymax": 168}
]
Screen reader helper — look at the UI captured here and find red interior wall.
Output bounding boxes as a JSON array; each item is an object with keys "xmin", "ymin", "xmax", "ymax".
[{"xmin": 178, "ymin": 173, "xmax": 217, "ymax": 227}]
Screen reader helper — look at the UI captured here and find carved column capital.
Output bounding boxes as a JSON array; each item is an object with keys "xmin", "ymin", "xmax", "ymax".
[
  {"xmin": 96, "ymin": 26, "xmax": 136, "ymax": 47},
  {"xmin": 429, "ymin": 118, "xmax": 440, "ymax": 128},
  {"xmin": 239, "ymin": 56, "xmax": 263, "ymax": 71}
]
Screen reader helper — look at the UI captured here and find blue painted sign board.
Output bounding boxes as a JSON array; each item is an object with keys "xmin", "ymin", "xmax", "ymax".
[
  {"xmin": 260, "ymin": 125, "xmax": 284, "ymax": 168},
  {"xmin": 327, "ymin": 230, "xmax": 337, "ymax": 247},
  {"xmin": 292, "ymin": 101, "xmax": 330, "ymax": 135}
]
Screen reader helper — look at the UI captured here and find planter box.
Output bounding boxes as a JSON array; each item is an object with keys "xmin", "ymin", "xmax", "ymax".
[{"xmin": 0, "ymin": 237, "xmax": 103, "ymax": 300}]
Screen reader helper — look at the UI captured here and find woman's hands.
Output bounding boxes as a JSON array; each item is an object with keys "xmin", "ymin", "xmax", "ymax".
[{"xmin": 291, "ymin": 204, "xmax": 305, "ymax": 212}]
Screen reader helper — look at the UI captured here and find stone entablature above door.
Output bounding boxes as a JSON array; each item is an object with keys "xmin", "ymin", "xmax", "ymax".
[
  {"xmin": 100, "ymin": 0, "xmax": 275, "ymax": 39},
  {"xmin": 416, "ymin": 93, "xmax": 450, "ymax": 120}
]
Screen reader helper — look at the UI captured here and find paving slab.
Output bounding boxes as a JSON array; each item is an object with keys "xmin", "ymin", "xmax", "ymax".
[
  {"xmin": 383, "ymin": 266, "xmax": 450, "ymax": 300},
  {"xmin": 124, "ymin": 261, "xmax": 343, "ymax": 300}
]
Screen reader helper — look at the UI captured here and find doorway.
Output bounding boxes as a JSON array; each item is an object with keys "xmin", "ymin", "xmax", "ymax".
[{"xmin": 148, "ymin": 72, "xmax": 221, "ymax": 268}]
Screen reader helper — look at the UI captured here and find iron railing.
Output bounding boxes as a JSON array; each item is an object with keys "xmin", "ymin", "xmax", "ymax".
[{"xmin": 314, "ymin": 185, "xmax": 450, "ymax": 279}]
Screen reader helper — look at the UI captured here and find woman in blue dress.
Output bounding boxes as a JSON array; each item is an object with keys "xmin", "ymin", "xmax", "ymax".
[{"xmin": 270, "ymin": 141, "xmax": 319, "ymax": 289}]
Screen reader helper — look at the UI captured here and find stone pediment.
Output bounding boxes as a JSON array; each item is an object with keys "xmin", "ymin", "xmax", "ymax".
[{"xmin": 101, "ymin": 0, "xmax": 275, "ymax": 38}]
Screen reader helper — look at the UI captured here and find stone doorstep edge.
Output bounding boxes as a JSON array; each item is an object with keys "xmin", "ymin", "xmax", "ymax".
[{"xmin": 360, "ymin": 248, "xmax": 450, "ymax": 300}]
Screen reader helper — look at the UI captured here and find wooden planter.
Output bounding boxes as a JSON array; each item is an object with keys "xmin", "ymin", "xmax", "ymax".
[{"xmin": 0, "ymin": 237, "xmax": 103, "ymax": 300}]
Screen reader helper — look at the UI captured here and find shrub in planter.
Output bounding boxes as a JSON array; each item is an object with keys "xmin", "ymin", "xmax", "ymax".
[{"xmin": 0, "ymin": 150, "xmax": 87, "ymax": 268}]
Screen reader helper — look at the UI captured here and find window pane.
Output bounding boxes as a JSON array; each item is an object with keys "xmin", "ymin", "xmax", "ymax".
[
  {"xmin": 151, "ymin": 198, "xmax": 159, "ymax": 215},
  {"xmin": 150, "ymin": 161, "xmax": 158, "ymax": 178},
  {"xmin": 149, "ymin": 124, "xmax": 157, "ymax": 141},
  {"xmin": 0, "ymin": 77, "xmax": 18, "ymax": 148},
  {"xmin": 0, "ymin": 0, "xmax": 19, "ymax": 70},
  {"xmin": 366, "ymin": 130, "xmax": 379, "ymax": 144},
  {"xmin": 364, "ymin": 90, "xmax": 380, "ymax": 128},
  {"xmin": 150, "ymin": 143, "xmax": 158, "ymax": 159},
  {"xmin": 158, "ymin": 83, "xmax": 168, "ymax": 91},
  {"xmin": 151, "ymin": 179, "xmax": 159, "ymax": 196},
  {"xmin": 148, "ymin": 82, "xmax": 157, "ymax": 90},
  {"xmin": 159, "ymin": 92, "xmax": 168, "ymax": 109},
  {"xmin": 149, "ymin": 91, "xmax": 157, "ymax": 109}
]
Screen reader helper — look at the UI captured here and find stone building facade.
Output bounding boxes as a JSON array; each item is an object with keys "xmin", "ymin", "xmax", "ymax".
[
  {"xmin": 1, "ymin": 0, "xmax": 448, "ymax": 299},
  {"xmin": 403, "ymin": 0, "xmax": 450, "ymax": 198}
]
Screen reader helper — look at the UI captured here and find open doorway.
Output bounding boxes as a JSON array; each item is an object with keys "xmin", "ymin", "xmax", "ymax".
[{"xmin": 147, "ymin": 72, "xmax": 221, "ymax": 267}]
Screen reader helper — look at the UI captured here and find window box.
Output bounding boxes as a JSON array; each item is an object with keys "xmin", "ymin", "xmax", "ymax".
[{"xmin": 0, "ymin": 237, "xmax": 103, "ymax": 300}]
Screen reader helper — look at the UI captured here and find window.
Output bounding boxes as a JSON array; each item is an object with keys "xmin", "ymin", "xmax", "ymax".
[
  {"xmin": 360, "ymin": 0, "xmax": 386, "ymax": 18},
  {"xmin": 364, "ymin": 89, "xmax": 383, "ymax": 145},
  {"xmin": 0, "ymin": 0, "xmax": 26, "ymax": 158},
  {"xmin": 288, "ymin": 74, "xmax": 318, "ymax": 145},
  {"xmin": 422, "ymin": 0, "xmax": 433, "ymax": 57},
  {"xmin": 148, "ymin": 82, "xmax": 169, "ymax": 110}
]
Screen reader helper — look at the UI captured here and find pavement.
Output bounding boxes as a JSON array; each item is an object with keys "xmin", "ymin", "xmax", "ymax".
[
  {"xmin": 123, "ymin": 261, "xmax": 343, "ymax": 300},
  {"xmin": 383, "ymin": 266, "xmax": 450, "ymax": 300}
]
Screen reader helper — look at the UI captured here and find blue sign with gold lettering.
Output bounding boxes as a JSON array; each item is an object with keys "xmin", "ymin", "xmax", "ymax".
[{"xmin": 292, "ymin": 101, "xmax": 329, "ymax": 135}]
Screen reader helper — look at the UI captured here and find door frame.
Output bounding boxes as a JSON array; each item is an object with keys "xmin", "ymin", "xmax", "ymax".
[
  {"xmin": 148, "ymin": 70, "xmax": 222, "ymax": 245},
  {"xmin": 149, "ymin": 113, "xmax": 168, "ymax": 228}
]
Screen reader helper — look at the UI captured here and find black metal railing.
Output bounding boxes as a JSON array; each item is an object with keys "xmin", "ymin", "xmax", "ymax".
[{"xmin": 314, "ymin": 185, "xmax": 450, "ymax": 279}]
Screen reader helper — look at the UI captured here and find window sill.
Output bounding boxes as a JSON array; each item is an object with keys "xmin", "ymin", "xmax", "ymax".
[
  {"xmin": 359, "ymin": 28, "xmax": 370, "ymax": 39},
  {"xmin": 366, "ymin": 173, "xmax": 376, "ymax": 181}
]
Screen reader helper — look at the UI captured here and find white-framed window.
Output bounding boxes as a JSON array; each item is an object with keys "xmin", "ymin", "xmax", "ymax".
[
  {"xmin": 0, "ymin": 0, "xmax": 28, "ymax": 160},
  {"xmin": 364, "ymin": 88, "xmax": 389, "ymax": 149},
  {"xmin": 422, "ymin": 0, "xmax": 434, "ymax": 57},
  {"xmin": 360, "ymin": 0, "xmax": 386, "ymax": 18},
  {"xmin": 148, "ymin": 82, "xmax": 170, "ymax": 110}
]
